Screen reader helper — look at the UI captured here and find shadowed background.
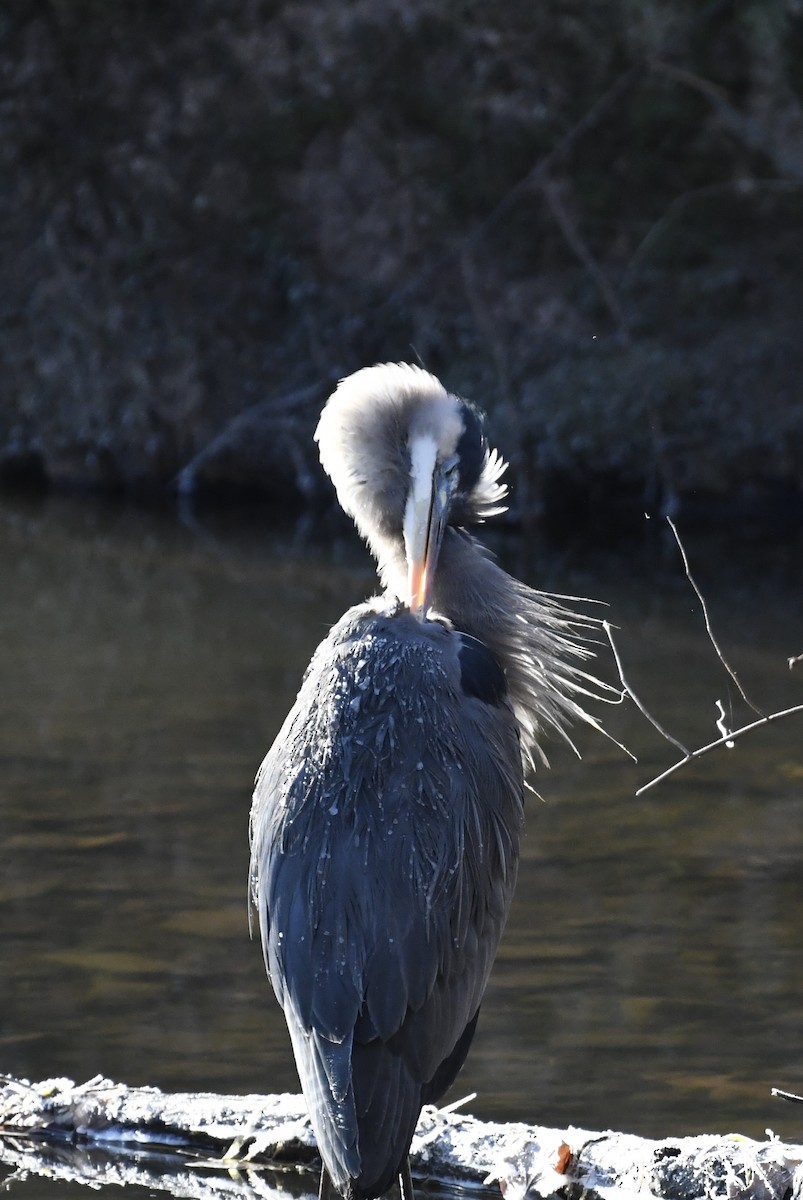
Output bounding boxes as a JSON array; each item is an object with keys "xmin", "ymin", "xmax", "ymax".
[{"xmin": 1, "ymin": 0, "xmax": 801, "ymax": 520}]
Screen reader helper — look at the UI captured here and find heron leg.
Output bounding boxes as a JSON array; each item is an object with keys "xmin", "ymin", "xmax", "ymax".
[
  {"xmin": 318, "ymin": 1166, "xmax": 338, "ymax": 1200},
  {"xmin": 398, "ymin": 1157, "xmax": 415, "ymax": 1200}
]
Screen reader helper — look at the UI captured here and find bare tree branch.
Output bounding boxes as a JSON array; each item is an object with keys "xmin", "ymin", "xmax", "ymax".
[
  {"xmin": 459, "ymin": 248, "xmax": 513, "ymax": 401},
  {"xmin": 604, "ymin": 520, "xmax": 801, "ymax": 794},
  {"xmin": 772, "ymin": 1087, "xmax": 803, "ymax": 1104},
  {"xmin": 603, "ymin": 620, "xmax": 690, "ymax": 757},
  {"xmin": 621, "ymin": 179, "xmax": 803, "ymax": 288},
  {"xmin": 541, "ymin": 181, "xmax": 630, "ymax": 339},
  {"xmin": 636, "ymin": 704, "xmax": 803, "ymax": 795},
  {"xmin": 384, "ymin": 62, "xmax": 647, "ymax": 314},
  {"xmin": 714, "ymin": 699, "xmax": 735, "ymax": 748},
  {"xmin": 649, "ymin": 58, "xmax": 803, "ymax": 182},
  {"xmin": 666, "ymin": 517, "xmax": 764, "ymax": 716}
]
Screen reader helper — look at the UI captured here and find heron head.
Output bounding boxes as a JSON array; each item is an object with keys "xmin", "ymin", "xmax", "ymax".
[{"xmin": 316, "ymin": 363, "xmax": 508, "ymax": 616}]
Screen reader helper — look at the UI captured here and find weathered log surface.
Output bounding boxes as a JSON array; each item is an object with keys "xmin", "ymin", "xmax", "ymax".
[{"xmin": 1, "ymin": 1075, "xmax": 802, "ymax": 1200}]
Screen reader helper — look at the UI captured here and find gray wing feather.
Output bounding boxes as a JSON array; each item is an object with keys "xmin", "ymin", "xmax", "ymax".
[{"xmin": 249, "ymin": 600, "xmax": 523, "ymax": 1193}]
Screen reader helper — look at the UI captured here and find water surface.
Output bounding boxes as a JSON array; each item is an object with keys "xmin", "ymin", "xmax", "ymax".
[{"xmin": 1, "ymin": 496, "xmax": 802, "ymax": 1183}]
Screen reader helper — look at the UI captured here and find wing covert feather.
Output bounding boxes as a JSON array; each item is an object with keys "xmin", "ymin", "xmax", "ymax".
[{"xmin": 249, "ymin": 600, "xmax": 523, "ymax": 1193}]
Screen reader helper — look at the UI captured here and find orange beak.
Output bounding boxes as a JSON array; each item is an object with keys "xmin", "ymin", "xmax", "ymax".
[{"xmin": 403, "ymin": 461, "xmax": 452, "ymax": 619}]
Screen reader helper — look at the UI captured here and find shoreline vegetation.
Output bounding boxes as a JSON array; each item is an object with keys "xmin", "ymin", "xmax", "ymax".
[{"xmin": 2, "ymin": 2, "xmax": 802, "ymax": 527}]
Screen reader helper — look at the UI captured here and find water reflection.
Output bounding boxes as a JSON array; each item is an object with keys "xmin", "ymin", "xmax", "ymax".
[{"xmin": 1, "ymin": 494, "xmax": 802, "ymax": 1175}]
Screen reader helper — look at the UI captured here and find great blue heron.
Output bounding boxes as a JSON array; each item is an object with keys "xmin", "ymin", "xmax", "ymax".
[{"xmin": 249, "ymin": 363, "xmax": 601, "ymax": 1200}]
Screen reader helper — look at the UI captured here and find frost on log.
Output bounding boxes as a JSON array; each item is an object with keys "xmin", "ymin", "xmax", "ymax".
[{"xmin": 2, "ymin": 1076, "xmax": 803, "ymax": 1200}]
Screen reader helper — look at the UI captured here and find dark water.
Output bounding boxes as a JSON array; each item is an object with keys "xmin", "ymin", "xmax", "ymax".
[{"xmin": 1, "ymin": 495, "xmax": 802, "ymax": 1187}]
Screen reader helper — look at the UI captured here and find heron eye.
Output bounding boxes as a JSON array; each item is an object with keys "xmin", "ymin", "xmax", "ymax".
[{"xmin": 442, "ymin": 457, "xmax": 459, "ymax": 481}]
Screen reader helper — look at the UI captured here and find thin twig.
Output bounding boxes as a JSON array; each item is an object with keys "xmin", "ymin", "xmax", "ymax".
[
  {"xmin": 636, "ymin": 704, "xmax": 803, "ymax": 795},
  {"xmin": 649, "ymin": 59, "xmax": 729, "ymax": 104},
  {"xmin": 459, "ymin": 248, "xmax": 513, "ymax": 401},
  {"xmin": 541, "ymin": 180, "xmax": 630, "ymax": 339},
  {"xmin": 603, "ymin": 621, "xmax": 690, "ymax": 757},
  {"xmin": 667, "ymin": 517, "xmax": 764, "ymax": 716},
  {"xmin": 438, "ymin": 1092, "xmax": 478, "ymax": 1114},
  {"xmin": 383, "ymin": 62, "xmax": 647, "ymax": 314},
  {"xmin": 772, "ymin": 1088, "xmax": 803, "ymax": 1104},
  {"xmin": 385, "ymin": 0, "xmax": 740, "ymax": 314},
  {"xmin": 714, "ymin": 699, "xmax": 735, "ymax": 748},
  {"xmin": 650, "ymin": 58, "xmax": 803, "ymax": 182},
  {"xmin": 621, "ymin": 179, "xmax": 803, "ymax": 289}
]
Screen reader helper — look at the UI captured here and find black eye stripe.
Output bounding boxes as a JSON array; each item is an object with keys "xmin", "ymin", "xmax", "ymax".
[{"xmin": 455, "ymin": 400, "xmax": 485, "ymax": 492}]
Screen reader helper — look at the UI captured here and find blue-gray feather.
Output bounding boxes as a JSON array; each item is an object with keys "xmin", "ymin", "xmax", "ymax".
[{"xmin": 250, "ymin": 599, "xmax": 522, "ymax": 1197}]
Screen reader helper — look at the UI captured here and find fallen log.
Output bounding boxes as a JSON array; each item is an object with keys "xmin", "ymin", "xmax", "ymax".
[{"xmin": 1, "ymin": 1075, "xmax": 802, "ymax": 1200}]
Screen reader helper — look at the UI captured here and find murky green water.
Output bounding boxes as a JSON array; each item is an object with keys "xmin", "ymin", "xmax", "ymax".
[{"xmin": 1, "ymin": 495, "xmax": 802, "ymax": 1191}]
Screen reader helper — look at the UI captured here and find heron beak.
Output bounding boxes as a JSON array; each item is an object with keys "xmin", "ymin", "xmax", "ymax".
[{"xmin": 404, "ymin": 456, "xmax": 452, "ymax": 619}]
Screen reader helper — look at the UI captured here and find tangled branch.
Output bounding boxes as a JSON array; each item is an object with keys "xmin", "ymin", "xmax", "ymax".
[
  {"xmin": 635, "ymin": 702, "xmax": 803, "ymax": 795},
  {"xmin": 607, "ymin": 519, "xmax": 802, "ymax": 794}
]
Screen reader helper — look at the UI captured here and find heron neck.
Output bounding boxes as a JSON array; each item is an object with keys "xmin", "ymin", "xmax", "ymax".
[
  {"xmin": 373, "ymin": 525, "xmax": 599, "ymax": 772},
  {"xmin": 430, "ymin": 527, "xmax": 601, "ymax": 771},
  {"xmin": 428, "ymin": 529, "xmax": 496, "ymax": 635},
  {"xmin": 374, "ymin": 526, "xmax": 499, "ymax": 633}
]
